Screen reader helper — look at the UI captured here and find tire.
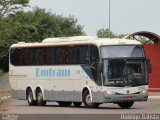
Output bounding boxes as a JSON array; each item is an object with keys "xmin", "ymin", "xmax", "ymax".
[
  {"xmin": 117, "ymin": 102, "xmax": 134, "ymax": 109},
  {"xmin": 58, "ymin": 102, "xmax": 72, "ymax": 107},
  {"xmin": 82, "ymin": 91, "xmax": 100, "ymax": 108},
  {"xmin": 26, "ymin": 89, "xmax": 37, "ymax": 106},
  {"xmin": 73, "ymin": 102, "xmax": 82, "ymax": 107},
  {"xmin": 36, "ymin": 89, "xmax": 46, "ymax": 106}
]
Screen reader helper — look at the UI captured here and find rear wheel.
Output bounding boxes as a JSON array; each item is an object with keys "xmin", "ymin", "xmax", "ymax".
[
  {"xmin": 36, "ymin": 89, "xmax": 46, "ymax": 106},
  {"xmin": 73, "ymin": 102, "xmax": 82, "ymax": 107},
  {"xmin": 27, "ymin": 89, "xmax": 36, "ymax": 106},
  {"xmin": 82, "ymin": 91, "xmax": 100, "ymax": 108},
  {"xmin": 117, "ymin": 102, "xmax": 134, "ymax": 109}
]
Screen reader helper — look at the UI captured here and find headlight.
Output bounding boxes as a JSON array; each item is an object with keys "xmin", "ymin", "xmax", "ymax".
[
  {"xmin": 140, "ymin": 89, "xmax": 148, "ymax": 94},
  {"xmin": 104, "ymin": 91, "xmax": 116, "ymax": 95}
]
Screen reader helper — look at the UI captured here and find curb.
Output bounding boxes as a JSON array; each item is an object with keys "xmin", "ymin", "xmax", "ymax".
[
  {"xmin": 1, "ymin": 95, "xmax": 11, "ymax": 102},
  {"xmin": 148, "ymin": 96, "xmax": 160, "ymax": 99}
]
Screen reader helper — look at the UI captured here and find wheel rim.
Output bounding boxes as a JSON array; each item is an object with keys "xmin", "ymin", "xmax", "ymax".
[
  {"xmin": 86, "ymin": 94, "xmax": 92, "ymax": 105},
  {"xmin": 37, "ymin": 92, "xmax": 43, "ymax": 102},
  {"xmin": 28, "ymin": 93, "xmax": 32, "ymax": 103}
]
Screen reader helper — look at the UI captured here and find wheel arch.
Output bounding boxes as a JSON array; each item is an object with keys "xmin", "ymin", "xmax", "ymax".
[{"xmin": 82, "ymin": 86, "xmax": 92, "ymax": 102}]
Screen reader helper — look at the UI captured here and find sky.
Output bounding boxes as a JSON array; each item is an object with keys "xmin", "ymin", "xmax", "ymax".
[{"xmin": 27, "ymin": 0, "xmax": 160, "ymax": 36}]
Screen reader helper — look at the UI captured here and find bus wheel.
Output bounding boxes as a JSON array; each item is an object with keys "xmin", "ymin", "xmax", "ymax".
[
  {"xmin": 73, "ymin": 102, "xmax": 82, "ymax": 107},
  {"xmin": 27, "ymin": 89, "xmax": 37, "ymax": 106},
  {"xmin": 82, "ymin": 91, "xmax": 100, "ymax": 108},
  {"xmin": 117, "ymin": 102, "xmax": 134, "ymax": 109},
  {"xmin": 36, "ymin": 89, "xmax": 46, "ymax": 106}
]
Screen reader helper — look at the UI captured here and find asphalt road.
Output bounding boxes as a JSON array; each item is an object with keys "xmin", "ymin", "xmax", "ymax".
[
  {"xmin": 0, "ymin": 98, "xmax": 159, "ymax": 120},
  {"xmin": 0, "ymin": 73, "xmax": 11, "ymax": 91},
  {"xmin": 0, "ymin": 74, "xmax": 160, "ymax": 120},
  {"xmin": 1, "ymin": 98, "xmax": 160, "ymax": 114}
]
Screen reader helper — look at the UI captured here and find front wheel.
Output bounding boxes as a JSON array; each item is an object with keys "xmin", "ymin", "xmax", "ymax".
[
  {"xmin": 82, "ymin": 91, "xmax": 100, "ymax": 108},
  {"xmin": 36, "ymin": 89, "xmax": 46, "ymax": 106},
  {"xmin": 117, "ymin": 102, "xmax": 134, "ymax": 109}
]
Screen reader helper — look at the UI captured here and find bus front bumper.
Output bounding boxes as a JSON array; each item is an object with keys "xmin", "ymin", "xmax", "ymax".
[
  {"xmin": 92, "ymin": 92, "xmax": 148, "ymax": 103},
  {"xmin": 104, "ymin": 93, "xmax": 148, "ymax": 103}
]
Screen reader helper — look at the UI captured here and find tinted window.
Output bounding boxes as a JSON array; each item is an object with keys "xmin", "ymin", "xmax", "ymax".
[
  {"xmin": 79, "ymin": 46, "xmax": 89, "ymax": 64},
  {"xmin": 10, "ymin": 45, "xmax": 99, "ymax": 66},
  {"xmin": 90, "ymin": 45, "xmax": 99, "ymax": 65}
]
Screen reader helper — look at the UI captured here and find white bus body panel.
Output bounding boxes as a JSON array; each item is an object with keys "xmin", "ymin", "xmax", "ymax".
[
  {"xmin": 10, "ymin": 64, "xmax": 101, "ymax": 102},
  {"xmin": 9, "ymin": 37, "xmax": 148, "ymax": 103}
]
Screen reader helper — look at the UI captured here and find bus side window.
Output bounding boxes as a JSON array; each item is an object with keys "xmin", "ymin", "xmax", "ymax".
[
  {"xmin": 18, "ymin": 49, "xmax": 23, "ymax": 65},
  {"xmin": 67, "ymin": 47, "xmax": 73, "ymax": 64},
  {"xmin": 72, "ymin": 47, "xmax": 78, "ymax": 64},
  {"xmin": 79, "ymin": 46, "xmax": 89, "ymax": 64},
  {"xmin": 45, "ymin": 48, "xmax": 51, "ymax": 65},
  {"xmin": 24, "ymin": 49, "xmax": 30, "ymax": 65},
  {"xmin": 60, "ymin": 47, "xmax": 67, "ymax": 64},
  {"xmin": 45, "ymin": 47, "xmax": 56, "ymax": 65},
  {"xmin": 39, "ymin": 48, "xmax": 44, "ymax": 65},
  {"xmin": 90, "ymin": 45, "xmax": 99, "ymax": 65},
  {"xmin": 30, "ymin": 48, "xmax": 39, "ymax": 65},
  {"xmin": 34, "ymin": 49, "xmax": 39, "ymax": 65},
  {"xmin": 55, "ymin": 47, "xmax": 67, "ymax": 64},
  {"xmin": 10, "ymin": 48, "xmax": 19, "ymax": 65},
  {"xmin": 55, "ymin": 48, "xmax": 60, "ymax": 64},
  {"xmin": 50, "ymin": 47, "xmax": 56, "ymax": 64}
]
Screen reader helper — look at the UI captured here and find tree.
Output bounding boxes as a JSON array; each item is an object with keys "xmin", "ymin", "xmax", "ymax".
[
  {"xmin": 97, "ymin": 28, "xmax": 125, "ymax": 38},
  {"xmin": 0, "ymin": 0, "xmax": 29, "ymax": 18},
  {"xmin": 0, "ymin": 40, "xmax": 15, "ymax": 71},
  {"xmin": 0, "ymin": 7, "xmax": 85, "ymax": 71},
  {"xmin": 2, "ymin": 7, "xmax": 84, "ymax": 42}
]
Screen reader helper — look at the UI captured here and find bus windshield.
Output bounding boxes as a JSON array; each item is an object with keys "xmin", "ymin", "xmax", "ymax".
[
  {"xmin": 103, "ymin": 59, "xmax": 147, "ymax": 87},
  {"xmin": 101, "ymin": 45, "xmax": 145, "ymax": 58}
]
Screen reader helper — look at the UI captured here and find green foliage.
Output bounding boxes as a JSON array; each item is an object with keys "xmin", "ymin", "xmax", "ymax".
[
  {"xmin": 2, "ymin": 7, "xmax": 84, "ymax": 42},
  {"xmin": 0, "ymin": 7, "xmax": 84, "ymax": 71},
  {"xmin": 0, "ymin": 39, "xmax": 15, "ymax": 71},
  {"xmin": 0, "ymin": 0, "xmax": 29, "ymax": 18},
  {"xmin": 97, "ymin": 28, "xmax": 125, "ymax": 38}
]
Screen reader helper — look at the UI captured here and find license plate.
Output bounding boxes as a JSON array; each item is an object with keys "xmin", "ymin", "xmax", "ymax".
[{"xmin": 124, "ymin": 96, "xmax": 132, "ymax": 101}]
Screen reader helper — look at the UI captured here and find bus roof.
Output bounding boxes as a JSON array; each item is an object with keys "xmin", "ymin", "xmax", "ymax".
[{"xmin": 10, "ymin": 36, "xmax": 141, "ymax": 48}]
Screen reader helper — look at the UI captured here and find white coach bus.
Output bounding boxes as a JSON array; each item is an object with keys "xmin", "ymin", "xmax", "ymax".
[{"xmin": 9, "ymin": 36, "xmax": 151, "ymax": 108}]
